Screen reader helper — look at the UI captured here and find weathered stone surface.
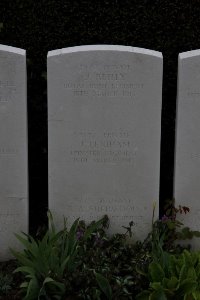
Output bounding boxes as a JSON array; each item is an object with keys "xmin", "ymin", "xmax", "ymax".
[
  {"xmin": 48, "ymin": 45, "xmax": 162, "ymax": 240},
  {"xmin": 0, "ymin": 45, "xmax": 28, "ymax": 260},
  {"xmin": 174, "ymin": 50, "xmax": 200, "ymax": 248}
]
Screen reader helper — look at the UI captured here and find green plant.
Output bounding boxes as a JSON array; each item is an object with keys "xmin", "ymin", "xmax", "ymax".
[
  {"xmin": 11, "ymin": 211, "xmax": 105, "ymax": 299},
  {"xmin": 143, "ymin": 200, "xmax": 200, "ymax": 257},
  {"xmin": 162, "ymin": 200, "xmax": 200, "ymax": 246},
  {"xmin": 135, "ymin": 200, "xmax": 200, "ymax": 299},
  {"xmin": 68, "ymin": 218, "xmax": 149, "ymax": 299},
  {"xmin": 10, "ymin": 203, "xmax": 200, "ymax": 299},
  {"xmin": 136, "ymin": 249, "xmax": 200, "ymax": 300},
  {"xmin": 136, "ymin": 202, "xmax": 200, "ymax": 299},
  {"xmin": 11, "ymin": 213, "xmax": 74, "ymax": 299},
  {"xmin": 95, "ymin": 272, "xmax": 112, "ymax": 300}
]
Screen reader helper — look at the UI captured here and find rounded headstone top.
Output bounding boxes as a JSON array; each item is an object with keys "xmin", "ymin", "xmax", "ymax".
[
  {"xmin": 0, "ymin": 44, "xmax": 26, "ymax": 55},
  {"xmin": 48, "ymin": 45, "xmax": 162, "ymax": 58},
  {"xmin": 179, "ymin": 49, "xmax": 200, "ymax": 60}
]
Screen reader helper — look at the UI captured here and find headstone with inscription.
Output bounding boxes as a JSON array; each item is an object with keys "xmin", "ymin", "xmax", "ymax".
[
  {"xmin": 174, "ymin": 50, "xmax": 200, "ymax": 249},
  {"xmin": 48, "ymin": 45, "xmax": 162, "ymax": 240},
  {"xmin": 0, "ymin": 45, "xmax": 28, "ymax": 260}
]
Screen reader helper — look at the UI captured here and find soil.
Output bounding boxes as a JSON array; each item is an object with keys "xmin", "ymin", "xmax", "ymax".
[{"xmin": 0, "ymin": 260, "xmax": 22, "ymax": 299}]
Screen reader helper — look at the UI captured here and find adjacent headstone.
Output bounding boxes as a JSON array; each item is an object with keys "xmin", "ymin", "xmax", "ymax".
[
  {"xmin": 0, "ymin": 45, "xmax": 28, "ymax": 260},
  {"xmin": 174, "ymin": 50, "xmax": 200, "ymax": 248},
  {"xmin": 48, "ymin": 45, "xmax": 162, "ymax": 240}
]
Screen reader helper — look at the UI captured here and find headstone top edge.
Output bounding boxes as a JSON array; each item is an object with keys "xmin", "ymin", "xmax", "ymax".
[
  {"xmin": 179, "ymin": 49, "xmax": 200, "ymax": 60},
  {"xmin": 0, "ymin": 44, "xmax": 26, "ymax": 56},
  {"xmin": 47, "ymin": 45, "xmax": 162, "ymax": 58}
]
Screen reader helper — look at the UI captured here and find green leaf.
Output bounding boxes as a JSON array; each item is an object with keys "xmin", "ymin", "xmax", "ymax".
[
  {"xmin": 14, "ymin": 266, "xmax": 35, "ymax": 276},
  {"xmin": 38, "ymin": 277, "xmax": 65, "ymax": 298},
  {"xmin": 24, "ymin": 277, "xmax": 39, "ymax": 300},
  {"xmin": 150, "ymin": 289, "xmax": 168, "ymax": 300},
  {"xmin": 11, "ymin": 250, "xmax": 35, "ymax": 269},
  {"xmin": 47, "ymin": 210, "xmax": 56, "ymax": 235},
  {"xmin": 178, "ymin": 260, "xmax": 187, "ymax": 283},
  {"xmin": 135, "ymin": 290, "xmax": 150, "ymax": 300},
  {"xmin": 60, "ymin": 255, "xmax": 70, "ymax": 274},
  {"xmin": 176, "ymin": 279, "xmax": 197, "ymax": 297},
  {"xmin": 14, "ymin": 233, "xmax": 34, "ymax": 251},
  {"xmin": 149, "ymin": 262, "xmax": 165, "ymax": 282},
  {"xmin": 187, "ymin": 267, "xmax": 197, "ymax": 280},
  {"xmin": 20, "ymin": 282, "xmax": 29, "ymax": 288},
  {"xmin": 136, "ymin": 266, "xmax": 148, "ymax": 277},
  {"xmin": 192, "ymin": 290, "xmax": 200, "ymax": 300},
  {"xmin": 193, "ymin": 231, "xmax": 200, "ymax": 238},
  {"xmin": 83, "ymin": 217, "xmax": 105, "ymax": 240},
  {"xmin": 150, "ymin": 282, "xmax": 162, "ymax": 290},
  {"xmin": 62, "ymin": 218, "xmax": 79, "ymax": 259},
  {"xmin": 43, "ymin": 277, "xmax": 65, "ymax": 292},
  {"xmin": 166, "ymin": 276, "xmax": 179, "ymax": 290},
  {"xmin": 43, "ymin": 277, "xmax": 55, "ymax": 284},
  {"xmin": 95, "ymin": 273, "xmax": 112, "ymax": 300}
]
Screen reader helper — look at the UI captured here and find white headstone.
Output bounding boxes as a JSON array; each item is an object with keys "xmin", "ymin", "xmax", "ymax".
[
  {"xmin": 174, "ymin": 50, "xmax": 200, "ymax": 248},
  {"xmin": 48, "ymin": 45, "xmax": 162, "ymax": 240},
  {"xmin": 0, "ymin": 45, "xmax": 28, "ymax": 260}
]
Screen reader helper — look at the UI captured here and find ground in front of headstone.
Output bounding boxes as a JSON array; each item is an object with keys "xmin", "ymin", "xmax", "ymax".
[{"xmin": 0, "ymin": 260, "xmax": 22, "ymax": 299}]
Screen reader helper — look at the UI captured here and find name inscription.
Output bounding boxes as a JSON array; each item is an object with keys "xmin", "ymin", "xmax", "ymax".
[
  {"xmin": 0, "ymin": 148, "xmax": 18, "ymax": 155},
  {"xmin": 64, "ymin": 194, "xmax": 135, "ymax": 222},
  {"xmin": 63, "ymin": 64, "xmax": 144, "ymax": 99},
  {"xmin": 69, "ymin": 130, "xmax": 137, "ymax": 164}
]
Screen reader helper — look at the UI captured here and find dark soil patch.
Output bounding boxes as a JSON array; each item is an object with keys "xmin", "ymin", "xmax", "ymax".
[{"xmin": 0, "ymin": 260, "xmax": 22, "ymax": 299}]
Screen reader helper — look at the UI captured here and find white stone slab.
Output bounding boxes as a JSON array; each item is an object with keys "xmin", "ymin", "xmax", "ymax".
[
  {"xmin": 174, "ymin": 50, "xmax": 200, "ymax": 249},
  {"xmin": 0, "ymin": 45, "xmax": 28, "ymax": 260},
  {"xmin": 48, "ymin": 45, "xmax": 162, "ymax": 240}
]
